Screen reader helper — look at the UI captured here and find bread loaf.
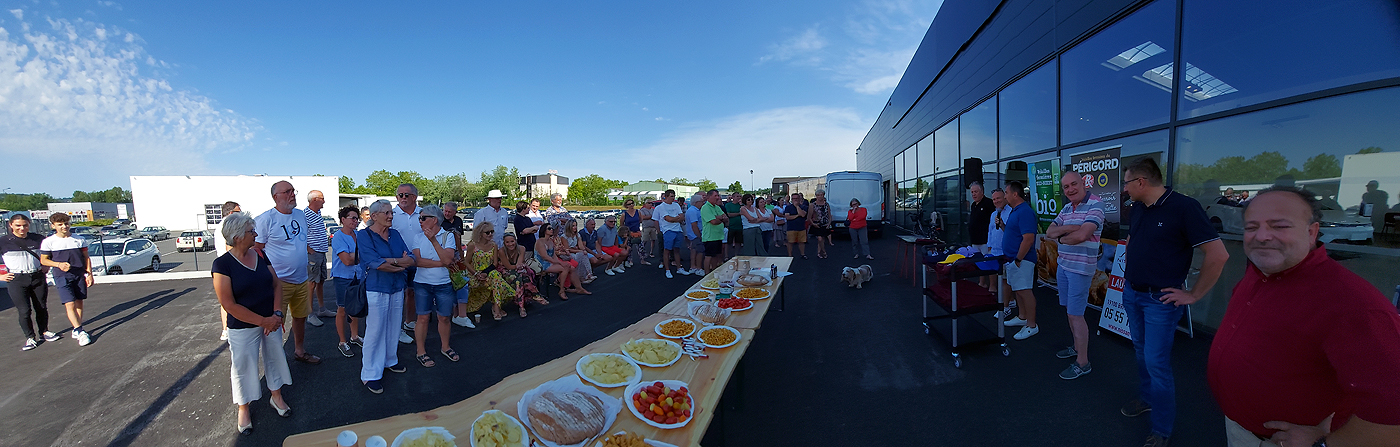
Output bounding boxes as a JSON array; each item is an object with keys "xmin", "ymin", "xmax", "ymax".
[{"xmin": 526, "ymin": 390, "xmax": 606, "ymax": 445}]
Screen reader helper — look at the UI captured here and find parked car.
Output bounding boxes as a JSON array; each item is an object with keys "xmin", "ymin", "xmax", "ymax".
[
  {"xmin": 139, "ymin": 226, "xmax": 171, "ymax": 240},
  {"xmin": 176, "ymin": 230, "xmax": 215, "ymax": 252},
  {"xmin": 70, "ymin": 226, "xmax": 101, "ymax": 240},
  {"xmin": 88, "ymin": 237, "xmax": 160, "ymax": 275},
  {"xmin": 107, "ymin": 228, "xmax": 136, "ymax": 238},
  {"xmin": 1205, "ymin": 193, "xmax": 1373, "ymax": 243}
]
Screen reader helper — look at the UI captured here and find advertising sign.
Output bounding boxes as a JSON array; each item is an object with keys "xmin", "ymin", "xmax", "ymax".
[
  {"xmin": 1068, "ymin": 145, "xmax": 1122, "ymax": 240},
  {"xmin": 1031, "ymin": 160, "xmax": 1061, "ymax": 233},
  {"xmin": 1098, "ymin": 239, "xmax": 1131, "ymax": 339}
]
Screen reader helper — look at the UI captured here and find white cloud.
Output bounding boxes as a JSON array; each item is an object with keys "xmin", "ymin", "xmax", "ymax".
[
  {"xmin": 758, "ymin": 26, "xmax": 827, "ymax": 65},
  {"xmin": 0, "ymin": 16, "xmax": 260, "ymax": 193},
  {"xmin": 760, "ymin": 0, "xmax": 940, "ymax": 95},
  {"xmin": 8, "ymin": 9, "xmax": 21, "ymax": 20},
  {"xmin": 583, "ymin": 106, "xmax": 865, "ymax": 186}
]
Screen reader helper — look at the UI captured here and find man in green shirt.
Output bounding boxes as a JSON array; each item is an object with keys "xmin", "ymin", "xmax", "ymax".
[
  {"xmin": 700, "ymin": 189, "xmax": 728, "ymax": 272},
  {"xmin": 722, "ymin": 192, "xmax": 744, "ymax": 259}
]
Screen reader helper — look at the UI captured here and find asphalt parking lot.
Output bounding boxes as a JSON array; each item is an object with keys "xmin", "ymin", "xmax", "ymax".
[{"xmin": 0, "ymin": 233, "xmax": 1228, "ymax": 447}]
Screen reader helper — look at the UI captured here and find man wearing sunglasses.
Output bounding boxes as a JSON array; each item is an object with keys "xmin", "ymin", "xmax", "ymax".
[{"xmin": 391, "ymin": 184, "xmax": 423, "ymax": 344}]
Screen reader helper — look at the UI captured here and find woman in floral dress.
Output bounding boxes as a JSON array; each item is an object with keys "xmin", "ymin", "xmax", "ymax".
[
  {"xmin": 494, "ymin": 232, "xmax": 547, "ymax": 318},
  {"xmin": 461, "ymin": 222, "xmax": 513, "ymax": 320}
]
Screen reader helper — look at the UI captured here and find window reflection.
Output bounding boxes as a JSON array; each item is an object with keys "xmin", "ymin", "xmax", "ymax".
[
  {"xmin": 917, "ymin": 136, "xmax": 936, "ymax": 178},
  {"xmin": 935, "ymin": 119, "xmax": 959, "ymax": 174},
  {"xmin": 1061, "ymin": 0, "xmax": 1175, "ymax": 144},
  {"xmin": 961, "ymin": 98, "xmax": 997, "ymax": 164},
  {"xmin": 1000, "ymin": 61, "xmax": 1056, "ymax": 157}
]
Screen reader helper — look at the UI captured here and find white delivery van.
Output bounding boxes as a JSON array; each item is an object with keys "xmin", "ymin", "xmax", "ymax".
[{"xmin": 824, "ymin": 171, "xmax": 884, "ymax": 237}]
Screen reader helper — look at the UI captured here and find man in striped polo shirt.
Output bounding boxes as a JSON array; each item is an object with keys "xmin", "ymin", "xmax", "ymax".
[
  {"xmin": 305, "ymin": 190, "xmax": 332, "ymax": 326},
  {"xmin": 1045, "ymin": 170, "xmax": 1104, "ymax": 380}
]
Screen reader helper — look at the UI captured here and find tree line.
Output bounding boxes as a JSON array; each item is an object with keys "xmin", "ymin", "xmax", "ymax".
[
  {"xmin": 336, "ymin": 168, "xmax": 759, "ymax": 207},
  {"xmin": 0, "ymin": 187, "xmax": 133, "ymax": 212}
]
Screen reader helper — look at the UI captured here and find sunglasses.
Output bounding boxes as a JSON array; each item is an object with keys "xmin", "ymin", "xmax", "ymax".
[
  {"xmin": 483, "ymin": 230, "xmax": 495, "ymax": 234},
  {"xmin": 397, "ymin": 193, "xmax": 416, "ymax": 198},
  {"xmin": 420, "ymin": 216, "xmax": 436, "ymax": 221}
]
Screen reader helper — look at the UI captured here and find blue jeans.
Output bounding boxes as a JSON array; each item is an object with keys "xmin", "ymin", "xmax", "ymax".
[
  {"xmin": 411, "ymin": 282, "xmax": 455, "ymax": 316},
  {"xmin": 1121, "ymin": 280, "xmax": 1185, "ymax": 438}
]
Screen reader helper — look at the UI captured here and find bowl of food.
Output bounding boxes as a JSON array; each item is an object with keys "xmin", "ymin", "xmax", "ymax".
[
  {"xmin": 392, "ymin": 427, "xmax": 456, "ymax": 447},
  {"xmin": 470, "ymin": 410, "xmax": 527, "ymax": 447},
  {"xmin": 734, "ymin": 288, "xmax": 770, "ymax": 300},
  {"xmin": 518, "ymin": 377, "xmax": 620, "ymax": 447},
  {"xmin": 653, "ymin": 318, "xmax": 696, "ymax": 339},
  {"xmin": 683, "ymin": 289, "xmax": 714, "ymax": 301},
  {"xmin": 576, "ymin": 353, "xmax": 642, "ymax": 388},
  {"xmin": 698, "ymin": 278, "xmax": 720, "ymax": 290},
  {"xmin": 696, "ymin": 325, "xmax": 740, "ymax": 349},
  {"xmin": 715, "ymin": 297, "xmax": 752, "ymax": 312},
  {"xmin": 735, "ymin": 274, "xmax": 770, "ymax": 287},
  {"xmin": 620, "ymin": 339, "xmax": 682, "ymax": 368},
  {"xmin": 595, "ymin": 431, "xmax": 678, "ymax": 447},
  {"xmin": 624, "ymin": 380, "xmax": 694, "ymax": 429},
  {"xmin": 686, "ymin": 301, "xmax": 730, "ymax": 326}
]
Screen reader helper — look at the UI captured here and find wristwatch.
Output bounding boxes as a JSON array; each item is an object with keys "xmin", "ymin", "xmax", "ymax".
[
  {"xmin": 1312, "ymin": 436, "xmax": 1327, "ymax": 447},
  {"xmin": 272, "ymin": 311, "xmax": 284, "ymax": 318}
]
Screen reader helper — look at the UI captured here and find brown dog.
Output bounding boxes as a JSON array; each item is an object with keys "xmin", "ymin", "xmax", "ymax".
[{"xmin": 841, "ymin": 265, "xmax": 874, "ymax": 289}]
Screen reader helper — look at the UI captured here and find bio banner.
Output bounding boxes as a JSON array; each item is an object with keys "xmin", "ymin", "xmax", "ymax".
[
  {"xmin": 1031, "ymin": 160, "xmax": 1061, "ymax": 233},
  {"xmin": 1068, "ymin": 145, "xmax": 1122, "ymax": 240}
]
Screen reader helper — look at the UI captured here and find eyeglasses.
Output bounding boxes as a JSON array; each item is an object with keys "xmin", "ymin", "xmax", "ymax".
[
  {"xmin": 420, "ymin": 216, "xmax": 436, "ymax": 221},
  {"xmin": 1125, "ymin": 177, "xmax": 1147, "ymax": 185},
  {"xmin": 276, "ymin": 189, "xmax": 298, "ymax": 196},
  {"xmin": 397, "ymin": 192, "xmax": 416, "ymax": 198},
  {"xmin": 346, "ymin": 215, "xmax": 361, "ymax": 220}
]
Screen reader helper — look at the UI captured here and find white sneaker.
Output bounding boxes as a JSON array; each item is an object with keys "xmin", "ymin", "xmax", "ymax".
[
  {"xmin": 452, "ymin": 316, "xmax": 476, "ymax": 329},
  {"xmin": 317, "ymin": 309, "xmax": 337, "ymax": 318},
  {"xmin": 605, "ymin": 268, "xmax": 616, "ymax": 276},
  {"xmin": 220, "ymin": 328, "xmax": 229, "ymax": 341},
  {"xmin": 689, "ymin": 269, "xmax": 703, "ymax": 276},
  {"xmin": 1004, "ymin": 317, "xmax": 1027, "ymax": 327},
  {"xmin": 625, "ymin": 261, "xmax": 633, "ymax": 268},
  {"xmin": 665, "ymin": 270, "xmax": 674, "ymax": 279},
  {"xmin": 993, "ymin": 309, "xmax": 1013, "ymax": 319},
  {"xmin": 75, "ymin": 330, "xmax": 92, "ymax": 346},
  {"xmin": 399, "ymin": 330, "xmax": 413, "ymax": 344},
  {"xmin": 1013, "ymin": 326, "xmax": 1039, "ymax": 340},
  {"xmin": 403, "ymin": 321, "xmax": 416, "ymax": 331},
  {"xmin": 616, "ymin": 266, "xmax": 626, "ymax": 273},
  {"xmin": 307, "ymin": 314, "xmax": 325, "ymax": 327},
  {"xmin": 658, "ymin": 263, "xmax": 666, "ymax": 269},
  {"xmin": 43, "ymin": 331, "xmax": 61, "ymax": 342},
  {"xmin": 21, "ymin": 338, "xmax": 38, "ymax": 351}
]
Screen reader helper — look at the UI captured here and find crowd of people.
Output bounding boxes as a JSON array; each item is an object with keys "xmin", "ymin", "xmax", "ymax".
[{"xmin": 191, "ymin": 181, "xmax": 879, "ymax": 434}]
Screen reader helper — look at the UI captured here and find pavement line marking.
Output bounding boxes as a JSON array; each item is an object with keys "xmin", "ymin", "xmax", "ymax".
[{"xmin": 0, "ymin": 357, "xmax": 75, "ymax": 411}]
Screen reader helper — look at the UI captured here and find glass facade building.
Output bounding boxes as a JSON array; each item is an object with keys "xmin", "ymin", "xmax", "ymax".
[{"xmin": 857, "ymin": 0, "xmax": 1400, "ymax": 330}]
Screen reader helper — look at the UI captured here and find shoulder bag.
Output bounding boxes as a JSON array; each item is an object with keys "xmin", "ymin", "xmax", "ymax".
[{"xmin": 342, "ymin": 229, "xmax": 371, "ymax": 319}]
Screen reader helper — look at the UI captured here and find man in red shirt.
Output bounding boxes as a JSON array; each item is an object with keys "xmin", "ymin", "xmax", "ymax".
[{"xmin": 1208, "ymin": 186, "xmax": 1400, "ymax": 447}]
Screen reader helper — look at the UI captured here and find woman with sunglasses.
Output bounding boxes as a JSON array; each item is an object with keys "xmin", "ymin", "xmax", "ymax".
[
  {"xmin": 494, "ymin": 232, "xmax": 547, "ymax": 318},
  {"xmin": 534, "ymin": 223, "xmax": 589, "ymax": 300},
  {"xmin": 461, "ymin": 222, "xmax": 512, "ymax": 320},
  {"xmin": 331, "ymin": 206, "xmax": 364, "ymax": 358}
]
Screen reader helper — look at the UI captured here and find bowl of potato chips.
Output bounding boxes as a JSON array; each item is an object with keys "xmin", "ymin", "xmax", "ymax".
[
  {"xmin": 576, "ymin": 353, "xmax": 643, "ymax": 388},
  {"xmin": 620, "ymin": 339, "xmax": 682, "ymax": 367},
  {"xmin": 393, "ymin": 426, "xmax": 456, "ymax": 447},
  {"xmin": 469, "ymin": 410, "xmax": 526, "ymax": 447}
]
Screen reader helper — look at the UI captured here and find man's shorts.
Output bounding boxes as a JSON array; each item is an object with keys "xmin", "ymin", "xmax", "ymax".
[
  {"xmin": 726, "ymin": 228, "xmax": 743, "ymax": 244},
  {"xmin": 600, "ymin": 245, "xmax": 622, "ymax": 257},
  {"xmin": 662, "ymin": 230, "xmax": 683, "ymax": 250},
  {"xmin": 281, "ymin": 280, "xmax": 312, "ymax": 319},
  {"xmin": 641, "ymin": 227, "xmax": 659, "ymax": 242},
  {"xmin": 703, "ymin": 240, "xmax": 722, "ymax": 257},
  {"xmin": 55, "ymin": 276, "xmax": 88, "ymax": 304},
  {"xmin": 412, "ymin": 282, "xmax": 455, "ymax": 316},
  {"xmin": 786, "ymin": 230, "xmax": 808, "ymax": 244},
  {"xmin": 1057, "ymin": 267, "xmax": 1092, "ymax": 316},
  {"xmin": 1004, "ymin": 260, "xmax": 1034, "ymax": 292},
  {"xmin": 306, "ymin": 251, "xmax": 327, "ymax": 283},
  {"xmin": 688, "ymin": 237, "xmax": 704, "ymax": 256}
]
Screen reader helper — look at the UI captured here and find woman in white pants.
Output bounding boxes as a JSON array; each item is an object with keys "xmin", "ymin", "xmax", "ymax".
[
  {"xmin": 355, "ymin": 200, "xmax": 415, "ymax": 394},
  {"xmin": 212, "ymin": 212, "xmax": 292, "ymax": 435}
]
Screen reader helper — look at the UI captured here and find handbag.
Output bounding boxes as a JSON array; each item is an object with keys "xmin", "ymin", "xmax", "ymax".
[{"xmin": 343, "ymin": 229, "xmax": 370, "ymax": 319}]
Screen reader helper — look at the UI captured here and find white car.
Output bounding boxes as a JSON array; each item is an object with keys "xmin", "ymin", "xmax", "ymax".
[
  {"xmin": 1206, "ymin": 197, "xmax": 1373, "ymax": 243},
  {"xmin": 89, "ymin": 237, "xmax": 161, "ymax": 275},
  {"xmin": 176, "ymin": 230, "xmax": 215, "ymax": 252}
]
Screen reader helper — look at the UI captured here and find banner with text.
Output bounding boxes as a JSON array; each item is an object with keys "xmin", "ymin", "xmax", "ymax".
[
  {"xmin": 1068, "ymin": 145, "xmax": 1122, "ymax": 241},
  {"xmin": 1098, "ymin": 239, "xmax": 1131, "ymax": 339}
]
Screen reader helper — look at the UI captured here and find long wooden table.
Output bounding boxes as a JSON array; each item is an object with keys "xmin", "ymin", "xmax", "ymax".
[{"xmin": 284, "ymin": 256, "xmax": 792, "ymax": 447}]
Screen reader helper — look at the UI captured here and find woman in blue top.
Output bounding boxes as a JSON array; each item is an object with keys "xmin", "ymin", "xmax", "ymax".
[
  {"xmin": 330, "ymin": 205, "xmax": 364, "ymax": 358},
  {"xmin": 354, "ymin": 200, "xmax": 415, "ymax": 394},
  {"xmin": 621, "ymin": 199, "xmax": 648, "ymax": 267}
]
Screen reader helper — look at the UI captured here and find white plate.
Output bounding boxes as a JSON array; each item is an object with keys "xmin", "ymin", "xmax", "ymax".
[
  {"xmin": 695, "ymin": 326, "xmax": 741, "ymax": 349},
  {"xmin": 685, "ymin": 301, "xmax": 730, "ymax": 327},
  {"xmin": 653, "ymin": 318, "xmax": 696, "ymax": 339},
  {"xmin": 715, "ymin": 299, "xmax": 753, "ymax": 312},
  {"xmin": 594, "ymin": 431, "xmax": 679, "ymax": 447},
  {"xmin": 733, "ymin": 288, "xmax": 771, "ymax": 300},
  {"xmin": 697, "ymin": 279, "xmax": 720, "ymax": 290},
  {"xmin": 517, "ymin": 376, "xmax": 622, "ymax": 447},
  {"xmin": 620, "ymin": 339, "xmax": 682, "ymax": 368},
  {"xmin": 469, "ymin": 410, "xmax": 528, "ymax": 447},
  {"xmin": 391, "ymin": 426, "xmax": 456, "ymax": 447},
  {"xmin": 623, "ymin": 380, "xmax": 694, "ymax": 430},
  {"xmin": 576, "ymin": 353, "xmax": 643, "ymax": 388},
  {"xmin": 682, "ymin": 289, "xmax": 714, "ymax": 301}
]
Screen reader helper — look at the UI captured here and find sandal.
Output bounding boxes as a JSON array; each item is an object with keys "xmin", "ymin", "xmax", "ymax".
[
  {"xmin": 293, "ymin": 352, "xmax": 322, "ymax": 365},
  {"xmin": 532, "ymin": 296, "xmax": 550, "ymax": 305},
  {"xmin": 416, "ymin": 354, "xmax": 435, "ymax": 368},
  {"xmin": 519, "ymin": 307, "xmax": 528, "ymax": 318},
  {"xmin": 440, "ymin": 348, "xmax": 460, "ymax": 362}
]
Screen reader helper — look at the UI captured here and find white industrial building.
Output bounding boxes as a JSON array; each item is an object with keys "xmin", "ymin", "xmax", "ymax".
[{"xmin": 130, "ymin": 175, "xmax": 340, "ymax": 232}]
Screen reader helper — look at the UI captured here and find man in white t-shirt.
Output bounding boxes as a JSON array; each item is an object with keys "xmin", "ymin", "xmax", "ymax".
[
  {"xmin": 255, "ymin": 180, "xmax": 320, "ymax": 365},
  {"xmin": 391, "ymin": 183, "xmax": 423, "ymax": 344},
  {"xmin": 653, "ymin": 189, "xmax": 686, "ymax": 279},
  {"xmin": 474, "ymin": 190, "xmax": 511, "ymax": 247}
]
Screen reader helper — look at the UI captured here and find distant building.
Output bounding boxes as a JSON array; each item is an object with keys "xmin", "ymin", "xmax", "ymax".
[
  {"xmin": 47, "ymin": 202, "xmax": 133, "ymax": 222},
  {"xmin": 616, "ymin": 181, "xmax": 699, "ymax": 202},
  {"xmin": 520, "ymin": 171, "xmax": 569, "ymax": 201},
  {"xmin": 771, "ymin": 177, "xmax": 819, "ymax": 199},
  {"xmin": 130, "ymin": 175, "xmax": 340, "ymax": 232}
]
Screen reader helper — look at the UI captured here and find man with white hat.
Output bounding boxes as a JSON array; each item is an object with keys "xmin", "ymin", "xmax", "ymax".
[{"xmin": 475, "ymin": 190, "xmax": 511, "ymax": 248}]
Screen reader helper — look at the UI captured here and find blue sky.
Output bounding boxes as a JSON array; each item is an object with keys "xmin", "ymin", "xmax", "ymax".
[{"xmin": 0, "ymin": 0, "xmax": 940, "ymax": 196}]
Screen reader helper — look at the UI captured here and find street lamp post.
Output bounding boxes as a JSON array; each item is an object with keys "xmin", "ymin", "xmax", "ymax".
[{"xmin": 750, "ymin": 170, "xmax": 754, "ymax": 194}]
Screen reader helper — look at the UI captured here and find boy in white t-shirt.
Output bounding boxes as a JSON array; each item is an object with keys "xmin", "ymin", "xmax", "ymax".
[{"xmin": 39, "ymin": 213, "xmax": 94, "ymax": 346}]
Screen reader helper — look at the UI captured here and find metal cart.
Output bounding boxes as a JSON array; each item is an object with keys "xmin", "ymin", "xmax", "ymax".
[{"xmin": 921, "ymin": 252, "xmax": 1008, "ymax": 368}]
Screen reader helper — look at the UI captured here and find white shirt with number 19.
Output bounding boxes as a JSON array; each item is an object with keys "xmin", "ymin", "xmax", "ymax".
[{"xmin": 255, "ymin": 207, "xmax": 309, "ymax": 283}]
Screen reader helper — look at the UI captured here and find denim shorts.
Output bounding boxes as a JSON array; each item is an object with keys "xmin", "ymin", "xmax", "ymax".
[
  {"xmin": 662, "ymin": 230, "xmax": 683, "ymax": 250},
  {"xmin": 412, "ymin": 282, "xmax": 455, "ymax": 316},
  {"xmin": 455, "ymin": 286, "xmax": 472, "ymax": 304},
  {"xmin": 332, "ymin": 276, "xmax": 355, "ymax": 308},
  {"xmin": 1057, "ymin": 268, "xmax": 1092, "ymax": 316}
]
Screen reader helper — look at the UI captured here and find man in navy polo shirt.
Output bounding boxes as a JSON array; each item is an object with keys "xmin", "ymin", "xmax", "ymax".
[
  {"xmin": 1118, "ymin": 157, "xmax": 1229, "ymax": 447},
  {"xmin": 1000, "ymin": 181, "xmax": 1040, "ymax": 340}
]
